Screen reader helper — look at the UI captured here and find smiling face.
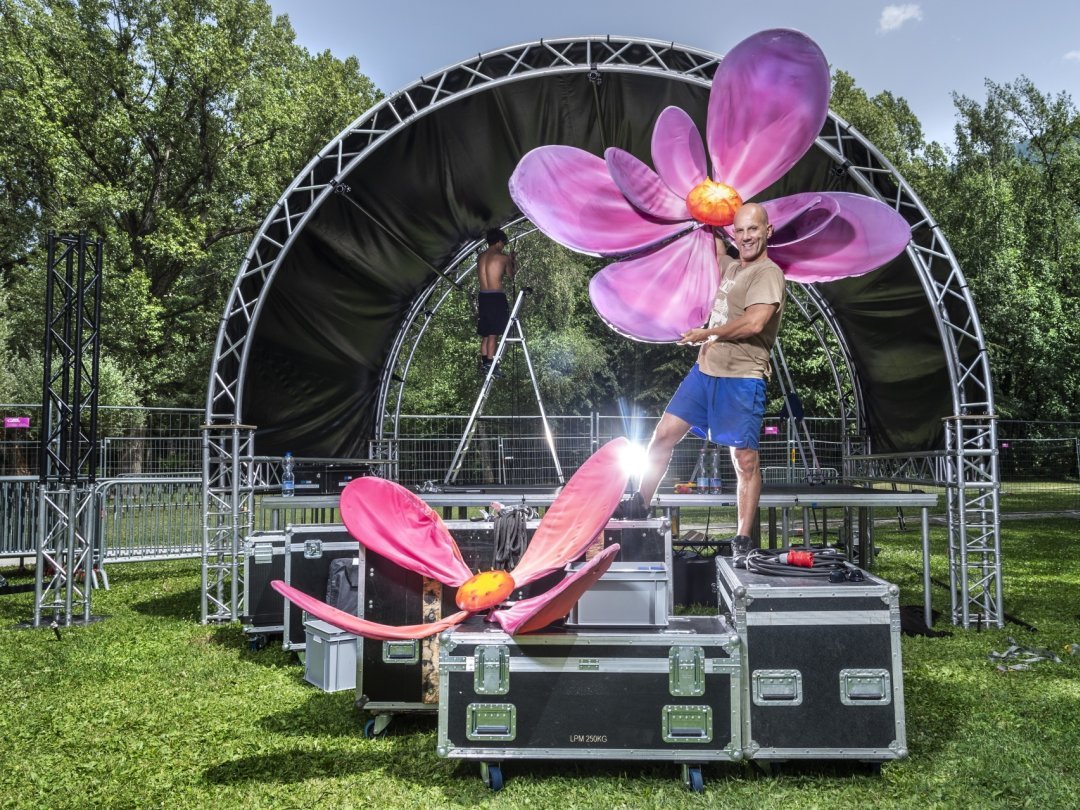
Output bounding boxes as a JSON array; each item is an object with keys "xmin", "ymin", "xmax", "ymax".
[{"xmin": 731, "ymin": 203, "xmax": 772, "ymax": 265}]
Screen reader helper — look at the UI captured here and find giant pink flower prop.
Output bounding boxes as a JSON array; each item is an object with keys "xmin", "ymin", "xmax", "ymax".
[
  {"xmin": 508, "ymin": 29, "xmax": 912, "ymax": 342},
  {"xmin": 271, "ymin": 438, "xmax": 630, "ymax": 639}
]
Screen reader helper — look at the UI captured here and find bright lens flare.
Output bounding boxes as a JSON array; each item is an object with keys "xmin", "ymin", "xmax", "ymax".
[{"xmin": 618, "ymin": 442, "xmax": 650, "ymax": 482}]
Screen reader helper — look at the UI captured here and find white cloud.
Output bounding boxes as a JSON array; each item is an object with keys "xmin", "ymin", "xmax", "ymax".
[
  {"xmin": 878, "ymin": 4, "xmax": 923, "ymax": 34},
  {"xmin": 1065, "ymin": 50, "xmax": 1080, "ymax": 62}
]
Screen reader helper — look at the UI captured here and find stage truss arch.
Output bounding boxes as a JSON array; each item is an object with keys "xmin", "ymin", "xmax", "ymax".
[{"xmin": 203, "ymin": 35, "xmax": 1001, "ymax": 628}]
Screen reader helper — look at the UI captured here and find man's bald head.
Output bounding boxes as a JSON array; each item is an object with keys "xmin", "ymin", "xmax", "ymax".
[{"xmin": 731, "ymin": 202, "xmax": 773, "ymax": 265}]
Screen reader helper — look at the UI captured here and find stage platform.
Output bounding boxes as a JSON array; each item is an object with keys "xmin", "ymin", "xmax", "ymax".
[{"xmin": 260, "ymin": 485, "xmax": 938, "ymax": 625}]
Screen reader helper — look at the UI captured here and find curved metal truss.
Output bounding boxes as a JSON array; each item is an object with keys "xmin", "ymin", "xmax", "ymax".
[{"xmin": 203, "ymin": 36, "xmax": 1001, "ymax": 628}]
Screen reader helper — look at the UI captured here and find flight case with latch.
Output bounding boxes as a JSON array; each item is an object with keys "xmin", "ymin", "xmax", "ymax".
[
  {"xmin": 715, "ymin": 556, "xmax": 907, "ymax": 764},
  {"xmin": 436, "ymin": 614, "xmax": 742, "ymax": 792},
  {"xmin": 281, "ymin": 524, "xmax": 361, "ymax": 652}
]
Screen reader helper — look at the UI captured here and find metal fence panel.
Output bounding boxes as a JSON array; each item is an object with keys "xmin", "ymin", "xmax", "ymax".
[{"xmin": 95, "ymin": 478, "xmax": 203, "ymax": 562}]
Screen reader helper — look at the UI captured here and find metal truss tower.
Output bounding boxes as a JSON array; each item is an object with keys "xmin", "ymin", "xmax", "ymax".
[{"xmin": 34, "ymin": 232, "xmax": 103, "ymax": 627}]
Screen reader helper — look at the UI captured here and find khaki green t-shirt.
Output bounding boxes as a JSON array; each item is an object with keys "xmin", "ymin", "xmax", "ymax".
[{"xmin": 696, "ymin": 255, "xmax": 785, "ymax": 380}]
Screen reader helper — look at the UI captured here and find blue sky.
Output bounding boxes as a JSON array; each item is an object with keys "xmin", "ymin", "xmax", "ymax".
[{"xmin": 267, "ymin": 0, "xmax": 1080, "ymax": 148}]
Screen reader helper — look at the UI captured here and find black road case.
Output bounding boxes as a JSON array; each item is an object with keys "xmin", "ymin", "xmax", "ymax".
[
  {"xmin": 715, "ymin": 557, "xmax": 908, "ymax": 763},
  {"xmin": 281, "ymin": 524, "xmax": 361, "ymax": 651},
  {"xmin": 437, "ymin": 614, "xmax": 743, "ymax": 791},
  {"xmin": 242, "ymin": 526, "xmax": 360, "ymax": 650}
]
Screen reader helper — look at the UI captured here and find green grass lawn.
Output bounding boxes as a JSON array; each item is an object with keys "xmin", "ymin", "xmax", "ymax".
[{"xmin": 2, "ymin": 516, "xmax": 1079, "ymax": 809}]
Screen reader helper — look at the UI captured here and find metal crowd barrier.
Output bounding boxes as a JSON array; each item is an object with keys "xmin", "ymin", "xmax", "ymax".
[
  {"xmin": 1, "ymin": 476, "xmax": 38, "ymax": 558},
  {"xmin": 94, "ymin": 477, "xmax": 203, "ymax": 562}
]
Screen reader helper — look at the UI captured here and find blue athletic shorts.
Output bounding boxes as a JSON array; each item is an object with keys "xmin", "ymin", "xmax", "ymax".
[{"xmin": 665, "ymin": 364, "xmax": 766, "ymax": 450}]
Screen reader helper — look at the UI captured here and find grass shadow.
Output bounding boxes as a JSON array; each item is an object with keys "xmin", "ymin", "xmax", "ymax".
[
  {"xmin": 203, "ymin": 747, "xmax": 386, "ymax": 786},
  {"xmin": 130, "ymin": 585, "xmax": 202, "ymax": 621}
]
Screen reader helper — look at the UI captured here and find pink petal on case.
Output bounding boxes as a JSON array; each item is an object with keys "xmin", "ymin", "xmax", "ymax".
[{"xmin": 340, "ymin": 477, "xmax": 473, "ymax": 586}]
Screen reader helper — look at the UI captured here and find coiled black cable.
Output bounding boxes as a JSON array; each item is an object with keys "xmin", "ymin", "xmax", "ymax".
[
  {"xmin": 492, "ymin": 505, "xmax": 535, "ymax": 570},
  {"xmin": 742, "ymin": 546, "xmax": 849, "ymax": 578}
]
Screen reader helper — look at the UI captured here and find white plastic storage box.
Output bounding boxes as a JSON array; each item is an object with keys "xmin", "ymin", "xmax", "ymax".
[
  {"xmin": 567, "ymin": 562, "xmax": 669, "ymax": 627},
  {"xmin": 304, "ymin": 619, "xmax": 358, "ymax": 692}
]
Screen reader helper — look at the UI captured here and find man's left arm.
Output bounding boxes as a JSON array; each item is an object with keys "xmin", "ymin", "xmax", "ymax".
[{"xmin": 678, "ymin": 303, "xmax": 777, "ymax": 345}]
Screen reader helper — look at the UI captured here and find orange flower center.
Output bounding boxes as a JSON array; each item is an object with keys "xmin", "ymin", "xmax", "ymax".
[
  {"xmin": 456, "ymin": 569, "xmax": 516, "ymax": 611},
  {"xmin": 686, "ymin": 179, "xmax": 743, "ymax": 227}
]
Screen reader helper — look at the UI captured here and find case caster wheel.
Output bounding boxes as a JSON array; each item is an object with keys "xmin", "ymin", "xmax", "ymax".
[
  {"xmin": 247, "ymin": 634, "xmax": 267, "ymax": 652},
  {"xmin": 363, "ymin": 715, "xmax": 392, "ymax": 738},
  {"xmin": 682, "ymin": 764, "xmax": 704, "ymax": 793},
  {"xmin": 481, "ymin": 762, "xmax": 504, "ymax": 792}
]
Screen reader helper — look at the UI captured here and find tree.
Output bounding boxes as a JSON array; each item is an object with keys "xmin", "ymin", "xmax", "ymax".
[
  {"xmin": 0, "ymin": 0, "xmax": 380, "ymax": 406},
  {"xmin": 936, "ymin": 78, "xmax": 1080, "ymax": 419}
]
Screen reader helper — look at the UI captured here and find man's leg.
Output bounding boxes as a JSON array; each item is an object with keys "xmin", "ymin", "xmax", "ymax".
[
  {"xmin": 638, "ymin": 412, "xmax": 692, "ymax": 504},
  {"xmin": 731, "ymin": 446, "xmax": 762, "ymax": 537}
]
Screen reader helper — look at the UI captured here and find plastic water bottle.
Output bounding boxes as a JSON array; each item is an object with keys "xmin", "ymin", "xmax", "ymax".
[
  {"xmin": 695, "ymin": 445, "xmax": 708, "ymax": 493},
  {"xmin": 282, "ymin": 451, "xmax": 295, "ymax": 497},
  {"xmin": 709, "ymin": 447, "xmax": 722, "ymax": 494}
]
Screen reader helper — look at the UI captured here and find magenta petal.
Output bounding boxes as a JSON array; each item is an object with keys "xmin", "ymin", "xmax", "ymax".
[
  {"xmin": 651, "ymin": 106, "xmax": 708, "ymax": 197},
  {"xmin": 707, "ymin": 29, "xmax": 830, "ymax": 198},
  {"xmin": 510, "ymin": 145, "xmax": 690, "ymax": 257},
  {"xmin": 340, "ymin": 478, "xmax": 474, "ymax": 586},
  {"xmin": 511, "ymin": 438, "xmax": 629, "ymax": 587},
  {"xmin": 761, "ymin": 193, "xmax": 841, "ymax": 248},
  {"xmin": 271, "ymin": 580, "xmax": 468, "ymax": 641},
  {"xmin": 588, "ymin": 227, "xmax": 719, "ymax": 342},
  {"xmin": 605, "ymin": 147, "xmax": 689, "ymax": 221},
  {"xmin": 768, "ymin": 193, "xmax": 911, "ymax": 283},
  {"xmin": 491, "ymin": 544, "xmax": 619, "ymax": 635}
]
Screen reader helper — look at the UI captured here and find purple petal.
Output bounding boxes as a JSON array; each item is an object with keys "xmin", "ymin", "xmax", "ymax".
[
  {"xmin": 605, "ymin": 147, "xmax": 689, "ymax": 221},
  {"xmin": 767, "ymin": 193, "xmax": 911, "ymax": 283},
  {"xmin": 589, "ymin": 227, "xmax": 719, "ymax": 342},
  {"xmin": 707, "ymin": 29, "xmax": 830, "ymax": 199},
  {"xmin": 651, "ymin": 106, "xmax": 708, "ymax": 197},
  {"xmin": 761, "ymin": 193, "xmax": 841, "ymax": 248},
  {"xmin": 509, "ymin": 145, "xmax": 691, "ymax": 257}
]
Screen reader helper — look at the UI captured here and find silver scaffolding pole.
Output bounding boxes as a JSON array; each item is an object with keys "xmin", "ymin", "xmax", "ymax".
[{"xmin": 445, "ymin": 289, "xmax": 564, "ymax": 486}]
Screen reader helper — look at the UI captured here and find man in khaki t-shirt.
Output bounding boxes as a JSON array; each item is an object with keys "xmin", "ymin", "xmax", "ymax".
[{"xmin": 617, "ymin": 203, "xmax": 785, "ymax": 556}]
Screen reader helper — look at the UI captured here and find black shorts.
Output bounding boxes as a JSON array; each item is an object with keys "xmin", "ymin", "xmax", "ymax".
[{"xmin": 477, "ymin": 291, "xmax": 510, "ymax": 336}]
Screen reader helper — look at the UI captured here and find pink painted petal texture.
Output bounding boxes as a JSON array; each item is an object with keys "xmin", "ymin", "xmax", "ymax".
[
  {"xmin": 509, "ymin": 145, "xmax": 689, "ymax": 257},
  {"xmin": 768, "ymin": 193, "xmax": 911, "ymax": 283},
  {"xmin": 511, "ymin": 437, "xmax": 629, "ymax": 587},
  {"xmin": 491, "ymin": 544, "xmax": 620, "ymax": 635},
  {"xmin": 271, "ymin": 580, "xmax": 469, "ymax": 641},
  {"xmin": 588, "ymin": 227, "xmax": 719, "ymax": 342},
  {"xmin": 605, "ymin": 147, "xmax": 689, "ymax": 221},
  {"xmin": 761, "ymin": 193, "xmax": 841, "ymax": 247},
  {"xmin": 707, "ymin": 29, "xmax": 830, "ymax": 199},
  {"xmin": 340, "ymin": 477, "xmax": 473, "ymax": 587},
  {"xmin": 651, "ymin": 106, "xmax": 708, "ymax": 198}
]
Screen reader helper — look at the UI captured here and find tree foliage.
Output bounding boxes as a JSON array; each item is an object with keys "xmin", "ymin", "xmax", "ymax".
[{"xmin": 0, "ymin": 0, "xmax": 379, "ymax": 406}]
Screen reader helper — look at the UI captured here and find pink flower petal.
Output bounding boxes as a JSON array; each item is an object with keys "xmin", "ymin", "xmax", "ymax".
[
  {"xmin": 491, "ymin": 544, "xmax": 619, "ymax": 635},
  {"xmin": 707, "ymin": 29, "xmax": 830, "ymax": 199},
  {"xmin": 509, "ymin": 145, "xmax": 690, "ymax": 257},
  {"xmin": 652, "ymin": 106, "xmax": 708, "ymax": 197},
  {"xmin": 762, "ymin": 193, "xmax": 841, "ymax": 247},
  {"xmin": 767, "ymin": 193, "xmax": 911, "ymax": 283},
  {"xmin": 340, "ymin": 477, "xmax": 474, "ymax": 586},
  {"xmin": 271, "ymin": 580, "xmax": 469, "ymax": 641},
  {"xmin": 588, "ymin": 227, "xmax": 719, "ymax": 342},
  {"xmin": 605, "ymin": 147, "xmax": 689, "ymax": 221},
  {"xmin": 511, "ymin": 437, "xmax": 629, "ymax": 587}
]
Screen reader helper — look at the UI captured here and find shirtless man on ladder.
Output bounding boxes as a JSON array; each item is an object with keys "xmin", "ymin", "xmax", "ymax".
[{"xmin": 477, "ymin": 228, "xmax": 517, "ymax": 376}]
